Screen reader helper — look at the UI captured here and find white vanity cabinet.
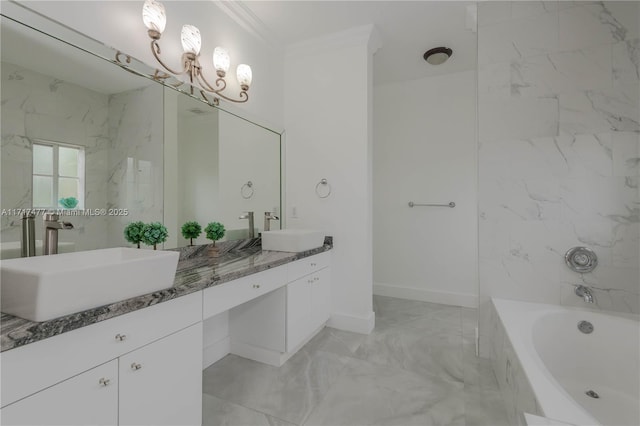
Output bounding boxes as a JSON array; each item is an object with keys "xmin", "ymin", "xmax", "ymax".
[
  {"xmin": 286, "ymin": 263, "xmax": 331, "ymax": 352},
  {"xmin": 228, "ymin": 251, "xmax": 332, "ymax": 364},
  {"xmin": 119, "ymin": 322, "xmax": 202, "ymax": 426},
  {"xmin": 0, "ymin": 292, "xmax": 203, "ymax": 426},
  {"xmin": 1, "ymin": 360, "xmax": 118, "ymax": 426}
]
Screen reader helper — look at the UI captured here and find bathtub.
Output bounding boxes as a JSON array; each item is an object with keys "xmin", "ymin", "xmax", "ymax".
[{"xmin": 491, "ymin": 298, "xmax": 640, "ymax": 426}]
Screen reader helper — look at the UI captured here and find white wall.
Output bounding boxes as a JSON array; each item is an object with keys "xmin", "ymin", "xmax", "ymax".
[
  {"xmin": 284, "ymin": 26, "xmax": 380, "ymax": 334},
  {"xmin": 373, "ymin": 70, "xmax": 478, "ymax": 308},
  {"xmin": 13, "ymin": 1, "xmax": 285, "ymax": 129},
  {"xmin": 477, "ymin": 1, "xmax": 640, "ymax": 357}
]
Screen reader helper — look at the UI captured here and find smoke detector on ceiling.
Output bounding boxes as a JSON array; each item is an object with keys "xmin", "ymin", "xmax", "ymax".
[{"xmin": 423, "ymin": 47, "xmax": 453, "ymax": 65}]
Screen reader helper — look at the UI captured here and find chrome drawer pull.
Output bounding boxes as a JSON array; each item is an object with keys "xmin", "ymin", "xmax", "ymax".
[
  {"xmin": 115, "ymin": 333, "xmax": 127, "ymax": 342},
  {"xmin": 252, "ymin": 284, "xmax": 261, "ymax": 289},
  {"xmin": 99, "ymin": 378, "xmax": 111, "ymax": 387},
  {"xmin": 311, "ymin": 263, "xmax": 317, "ymax": 267},
  {"xmin": 131, "ymin": 362, "xmax": 142, "ymax": 371}
]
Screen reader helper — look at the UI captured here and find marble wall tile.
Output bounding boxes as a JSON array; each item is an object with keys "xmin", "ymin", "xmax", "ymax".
[
  {"xmin": 512, "ymin": 45, "xmax": 613, "ymax": 98},
  {"xmin": 479, "ymin": 97, "xmax": 558, "ymax": 142},
  {"xmin": 479, "ymin": 178, "xmax": 562, "ymax": 222},
  {"xmin": 479, "ymin": 258, "xmax": 562, "ymax": 306},
  {"xmin": 511, "ymin": 1, "xmax": 559, "ymax": 20},
  {"xmin": 477, "ymin": 2, "xmax": 512, "ymax": 28},
  {"xmin": 612, "ymin": 131, "xmax": 640, "ymax": 177},
  {"xmin": 106, "ymin": 85, "xmax": 164, "ymax": 248},
  {"xmin": 559, "ymin": 88, "xmax": 640, "ymax": 135},
  {"xmin": 0, "ymin": 61, "xmax": 152, "ymax": 253},
  {"xmin": 478, "ymin": 1, "xmax": 639, "ymax": 355},
  {"xmin": 613, "ymin": 38, "xmax": 640, "ymax": 87},
  {"xmin": 478, "ymin": 218, "xmax": 511, "ymax": 261},
  {"xmin": 478, "ymin": 62, "xmax": 511, "ymax": 100},
  {"xmin": 479, "ymin": 10, "xmax": 559, "ymax": 66},
  {"xmin": 558, "ymin": 2, "xmax": 636, "ymax": 52}
]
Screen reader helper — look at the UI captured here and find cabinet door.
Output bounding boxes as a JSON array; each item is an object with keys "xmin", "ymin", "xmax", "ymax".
[
  {"xmin": 311, "ymin": 267, "xmax": 331, "ymax": 330},
  {"xmin": 1, "ymin": 360, "xmax": 118, "ymax": 426},
  {"xmin": 119, "ymin": 323, "xmax": 203, "ymax": 426},
  {"xmin": 286, "ymin": 276, "xmax": 313, "ymax": 352}
]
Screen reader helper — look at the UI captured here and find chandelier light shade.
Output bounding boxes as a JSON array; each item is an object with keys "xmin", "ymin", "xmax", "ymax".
[
  {"xmin": 181, "ymin": 25, "xmax": 202, "ymax": 55},
  {"xmin": 213, "ymin": 47, "xmax": 231, "ymax": 77},
  {"xmin": 142, "ymin": 0, "xmax": 166, "ymax": 37},
  {"xmin": 236, "ymin": 64, "xmax": 252, "ymax": 91},
  {"xmin": 131, "ymin": 0, "xmax": 252, "ymax": 105}
]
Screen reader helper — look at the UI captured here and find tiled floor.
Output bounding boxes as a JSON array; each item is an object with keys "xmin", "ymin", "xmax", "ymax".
[{"xmin": 202, "ymin": 295, "xmax": 509, "ymax": 426}]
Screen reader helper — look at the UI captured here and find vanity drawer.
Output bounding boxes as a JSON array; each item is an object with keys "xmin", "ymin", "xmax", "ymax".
[
  {"xmin": 203, "ymin": 266, "xmax": 287, "ymax": 319},
  {"xmin": 287, "ymin": 251, "xmax": 331, "ymax": 282},
  {"xmin": 1, "ymin": 291, "xmax": 202, "ymax": 408}
]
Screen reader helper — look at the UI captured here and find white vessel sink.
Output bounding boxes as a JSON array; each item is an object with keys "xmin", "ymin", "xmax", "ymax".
[
  {"xmin": 1, "ymin": 248, "xmax": 179, "ymax": 322},
  {"xmin": 0, "ymin": 240, "xmax": 75, "ymax": 260},
  {"xmin": 261, "ymin": 229, "xmax": 325, "ymax": 253}
]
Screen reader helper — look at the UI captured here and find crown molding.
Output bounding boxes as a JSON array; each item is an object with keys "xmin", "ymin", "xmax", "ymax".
[
  {"xmin": 212, "ymin": 0, "xmax": 283, "ymax": 51},
  {"xmin": 286, "ymin": 24, "xmax": 381, "ymax": 59}
]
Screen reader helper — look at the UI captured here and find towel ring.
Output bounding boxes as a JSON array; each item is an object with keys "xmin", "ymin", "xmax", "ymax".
[
  {"xmin": 315, "ymin": 178, "xmax": 331, "ymax": 199},
  {"xmin": 241, "ymin": 181, "xmax": 254, "ymax": 199}
]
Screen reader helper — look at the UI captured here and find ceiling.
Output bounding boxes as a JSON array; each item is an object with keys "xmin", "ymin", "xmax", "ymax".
[{"xmin": 239, "ymin": 1, "xmax": 478, "ymax": 85}]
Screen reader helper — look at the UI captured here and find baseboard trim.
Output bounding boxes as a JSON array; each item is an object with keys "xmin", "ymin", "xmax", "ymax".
[
  {"xmin": 202, "ymin": 336, "xmax": 230, "ymax": 369},
  {"xmin": 373, "ymin": 282, "xmax": 478, "ymax": 308},
  {"xmin": 327, "ymin": 311, "xmax": 375, "ymax": 334}
]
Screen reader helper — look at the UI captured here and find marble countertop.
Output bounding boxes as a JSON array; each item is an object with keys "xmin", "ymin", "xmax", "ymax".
[{"xmin": 0, "ymin": 237, "xmax": 333, "ymax": 353}]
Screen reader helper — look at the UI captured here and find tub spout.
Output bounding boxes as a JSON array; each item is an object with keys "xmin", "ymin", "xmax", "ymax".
[{"xmin": 574, "ymin": 285, "xmax": 594, "ymax": 303}]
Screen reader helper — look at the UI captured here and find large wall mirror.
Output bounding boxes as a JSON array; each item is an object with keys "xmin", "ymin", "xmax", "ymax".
[{"xmin": 0, "ymin": 8, "xmax": 282, "ymax": 258}]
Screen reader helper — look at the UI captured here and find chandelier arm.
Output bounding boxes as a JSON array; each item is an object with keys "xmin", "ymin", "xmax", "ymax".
[
  {"xmin": 198, "ymin": 90, "xmax": 220, "ymax": 106},
  {"xmin": 212, "ymin": 90, "xmax": 249, "ymax": 104},
  {"xmin": 151, "ymin": 40, "xmax": 188, "ymax": 76},
  {"xmin": 197, "ymin": 72, "xmax": 247, "ymax": 103},
  {"xmin": 196, "ymin": 70, "xmax": 226, "ymax": 93}
]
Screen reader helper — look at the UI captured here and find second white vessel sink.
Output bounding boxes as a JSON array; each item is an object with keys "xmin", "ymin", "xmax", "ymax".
[
  {"xmin": 261, "ymin": 229, "xmax": 325, "ymax": 253},
  {"xmin": 1, "ymin": 248, "xmax": 179, "ymax": 322}
]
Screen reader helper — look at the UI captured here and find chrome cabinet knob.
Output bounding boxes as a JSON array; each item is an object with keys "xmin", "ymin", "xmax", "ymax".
[
  {"xmin": 252, "ymin": 284, "xmax": 261, "ymax": 289},
  {"xmin": 131, "ymin": 362, "xmax": 142, "ymax": 371},
  {"xmin": 314, "ymin": 277, "xmax": 319, "ymax": 281},
  {"xmin": 311, "ymin": 263, "xmax": 317, "ymax": 267},
  {"xmin": 115, "ymin": 334, "xmax": 127, "ymax": 341},
  {"xmin": 308, "ymin": 279, "xmax": 313, "ymax": 284},
  {"xmin": 99, "ymin": 378, "xmax": 111, "ymax": 387}
]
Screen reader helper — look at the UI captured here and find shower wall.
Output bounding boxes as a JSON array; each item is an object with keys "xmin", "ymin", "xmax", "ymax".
[{"xmin": 477, "ymin": 1, "xmax": 640, "ymax": 356}]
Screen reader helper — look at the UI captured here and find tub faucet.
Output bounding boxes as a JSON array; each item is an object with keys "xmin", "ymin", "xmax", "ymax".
[
  {"xmin": 43, "ymin": 213, "xmax": 74, "ymax": 255},
  {"xmin": 238, "ymin": 211, "xmax": 254, "ymax": 239},
  {"xmin": 575, "ymin": 285, "xmax": 594, "ymax": 304},
  {"xmin": 264, "ymin": 212, "xmax": 280, "ymax": 232}
]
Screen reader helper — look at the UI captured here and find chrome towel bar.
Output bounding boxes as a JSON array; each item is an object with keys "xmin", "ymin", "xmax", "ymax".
[{"xmin": 408, "ymin": 201, "xmax": 455, "ymax": 208}]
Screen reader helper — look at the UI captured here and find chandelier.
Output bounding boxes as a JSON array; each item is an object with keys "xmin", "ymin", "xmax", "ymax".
[{"xmin": 141, "ymin": 0, "xmax": 252, "ymax": 105}]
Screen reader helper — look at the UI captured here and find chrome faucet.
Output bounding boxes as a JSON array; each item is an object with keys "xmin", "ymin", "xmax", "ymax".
[
  {"xmin": 238, "ymin": 211, "xmax": 255, "ymax": 239},
  {"xmin": 264, "ymin": 212, "xmax": 280, "ymax": 232},
  {"xmin": 21, "ymin": 213, "xmax": 36, "ymax": 257},
  {"xmin": 43, "ymin": 213, "xmax": 74, "ymax": 255},
  {"xmin": 575, "ymin": 285, "xmax": 594, "ymax": 304}
]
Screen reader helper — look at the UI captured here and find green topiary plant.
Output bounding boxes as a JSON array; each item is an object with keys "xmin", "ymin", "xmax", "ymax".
[
  {"xmin": 141, "ymin": 222, "xmax": 169, "ymax": 250},
  {"xmin": 124, "ymin": 221, "xmax": 146, "ymax": 248},
  {"xmin": 181, "ymin": 221, "xmax": 202, "ymax": 246},
  {"xmin": 204, "ymin": 222, "xmax": 225, "ymax": 246}
]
